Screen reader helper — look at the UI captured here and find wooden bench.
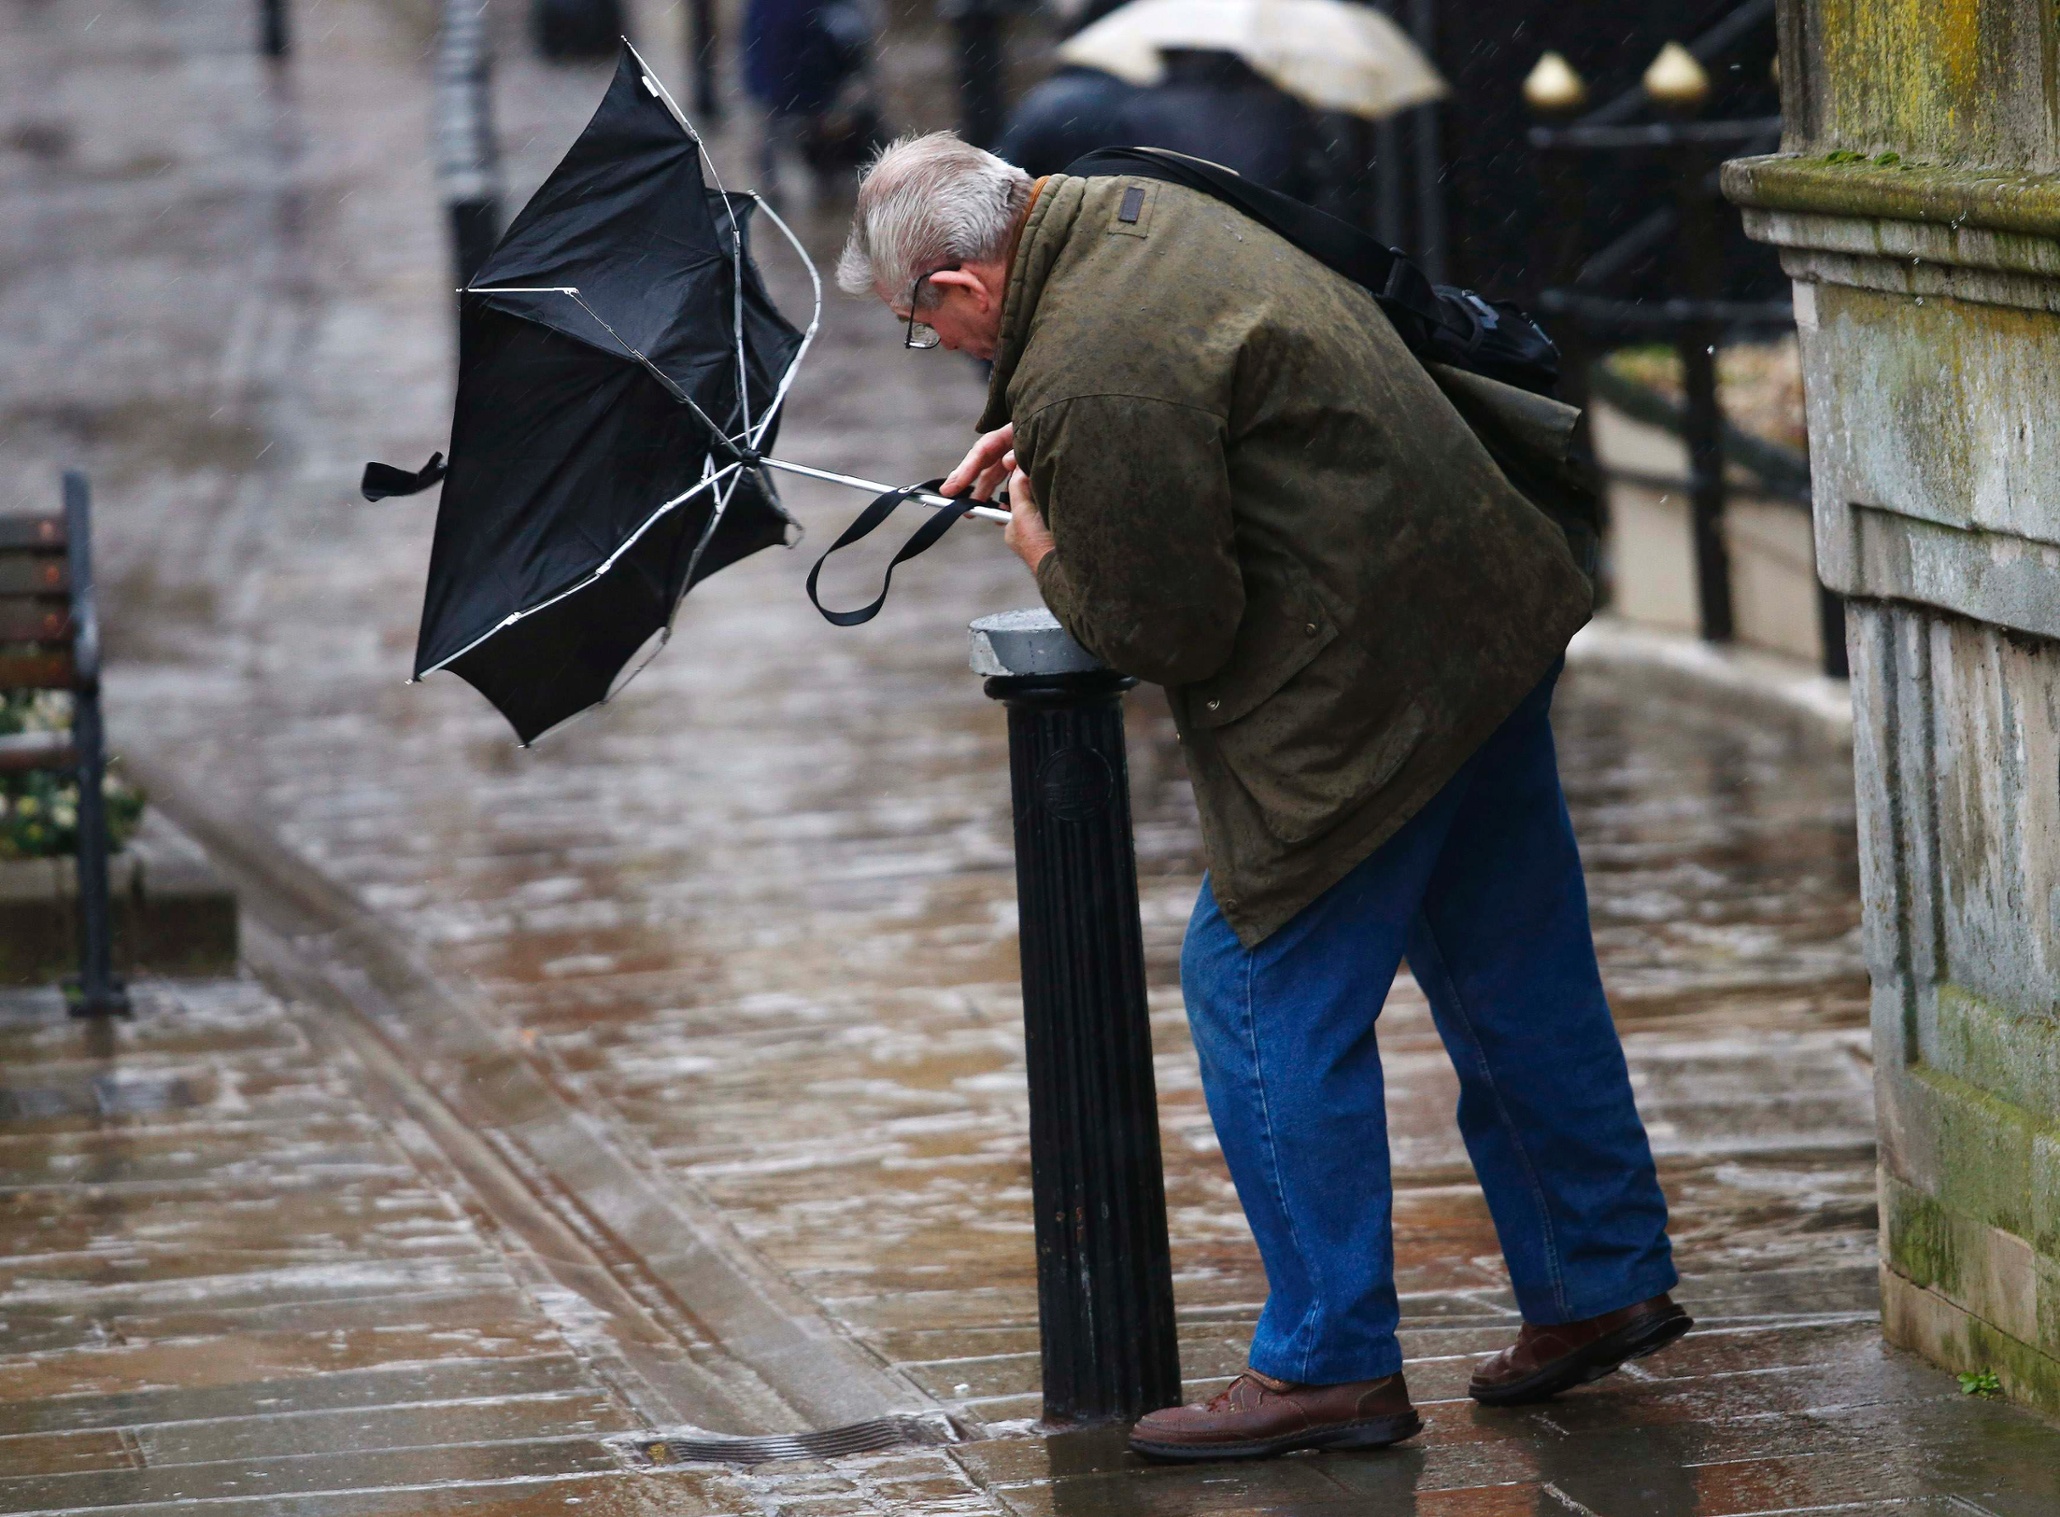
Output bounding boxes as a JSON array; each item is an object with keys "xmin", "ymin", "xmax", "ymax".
[{"xmin": 0, "ymin": 472, "xmax": 127, "ymax": 1016}]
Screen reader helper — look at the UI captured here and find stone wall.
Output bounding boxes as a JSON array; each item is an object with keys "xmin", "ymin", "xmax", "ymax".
[{"xmin": 1727, "ymin": 0, "xmax": 2060, "ymax": 1413}]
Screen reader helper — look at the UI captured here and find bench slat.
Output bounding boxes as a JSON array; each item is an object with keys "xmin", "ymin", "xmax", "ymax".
[
  {"xmin": 0, "ymin": 651, "xmax": 74, "ymax": 689},
  {"xmin": 0, "ymin": 731, "xmax": 76, "ymax": 774},
  {"xmin": 0, "ymin": 558, "xmax": 68, "ymax": 595},
  {"xmin": 0, "ymin": 516, "xmax": 65, "ymax": 551},
  {"xmin": 0, "ymin": 601, "xmax": 70, "ymax": 643}
]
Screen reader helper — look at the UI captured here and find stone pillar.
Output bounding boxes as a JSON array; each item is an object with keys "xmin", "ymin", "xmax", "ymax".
[{"xmin": 1725, "ymin": 0, "xmax": 2060, "ymax": 1413}]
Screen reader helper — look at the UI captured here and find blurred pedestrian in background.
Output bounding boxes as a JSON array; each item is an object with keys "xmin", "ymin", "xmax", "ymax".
[
  {"xmin": 999, "ymin": 51, "xmax": 1320, "ymax": 197},
  {"xmin": 1004, "ymin": 0, "xmax": 1440, "ymax": 207},
  {"xmin": 993, "ymin": 64, "xmax": 1138, "ymax": 176},
  {"xmin": 743, "ymin": 0, "xmax": 885, "ymax": 200}
]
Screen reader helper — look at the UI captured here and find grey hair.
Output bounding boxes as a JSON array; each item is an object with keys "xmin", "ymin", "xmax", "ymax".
[{"xmin": 836, "ymin": 132, "xmax": 1033, "ymax": 307}]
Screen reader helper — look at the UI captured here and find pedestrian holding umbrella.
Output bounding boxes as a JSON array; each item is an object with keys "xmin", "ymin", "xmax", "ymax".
[
  {"xmin": 365, "ymin": 42, "xmax": 1004, "ymax": 745},
  {"xmin": 1054, "ymin": 0, "xmax": 1447, "ymax": 119}
]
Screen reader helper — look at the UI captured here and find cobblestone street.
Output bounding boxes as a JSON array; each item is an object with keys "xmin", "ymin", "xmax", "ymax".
[{"xmin": 5, "ymin": 0, "xmax": 2060, "ymax": 1510}]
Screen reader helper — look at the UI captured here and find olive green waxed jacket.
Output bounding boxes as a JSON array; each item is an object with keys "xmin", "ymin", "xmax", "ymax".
[{"xmin": 980, "ymin": 175, "xmax": 1594, "ymax": 946}]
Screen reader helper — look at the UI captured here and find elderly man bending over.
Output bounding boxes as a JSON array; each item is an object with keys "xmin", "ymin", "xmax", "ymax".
[{"xmin": 837, "ymin": 133, "xmax": 1688, "ymax": 1463}]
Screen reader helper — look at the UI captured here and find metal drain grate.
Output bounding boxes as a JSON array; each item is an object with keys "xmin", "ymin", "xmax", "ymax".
[{"xmin": 631, "ymin": 1413, "xmax": 954, "ymax": 1467}]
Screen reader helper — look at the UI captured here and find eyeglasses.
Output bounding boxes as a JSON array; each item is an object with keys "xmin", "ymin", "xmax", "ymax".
[{"xmin": 902, "ymin": 266, "xmax": 957, "ymax": 350}]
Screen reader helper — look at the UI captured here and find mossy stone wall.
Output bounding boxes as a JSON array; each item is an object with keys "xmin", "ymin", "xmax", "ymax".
[{"xmin": 1731, "ymin": 0, "xmax": 2060, "ymax": 1414}]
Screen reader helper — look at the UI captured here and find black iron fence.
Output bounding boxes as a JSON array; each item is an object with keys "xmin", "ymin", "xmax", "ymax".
[{"xmin": 1525, "ymin": 4, "xmax": 1845, "ymax": 679}]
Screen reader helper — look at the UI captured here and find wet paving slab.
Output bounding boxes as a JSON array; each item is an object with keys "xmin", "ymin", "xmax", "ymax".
[
  {"xmin": 0, "ymin": 982, "xmax": 654, "ymax": 1511},
  {"xmin": 6, "ymin": 0, "xmax": 2060, "ymax": 1509}
]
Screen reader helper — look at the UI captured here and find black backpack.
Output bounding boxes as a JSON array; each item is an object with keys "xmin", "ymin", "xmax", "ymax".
[{"xmin": 1062, "ymin": 146, "xmax": 1562, "ymax": 397}]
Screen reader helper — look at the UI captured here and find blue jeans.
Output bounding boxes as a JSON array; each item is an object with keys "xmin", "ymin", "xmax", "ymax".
[{"xmin": 1181, "ymin": 665, "xmax": 1675, "ymax": 1385}]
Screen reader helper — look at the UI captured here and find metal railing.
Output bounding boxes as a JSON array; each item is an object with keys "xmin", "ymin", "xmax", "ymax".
[{"xmin": 1526, "ymin": 3, "xmax": 1846, "ymax": 679}]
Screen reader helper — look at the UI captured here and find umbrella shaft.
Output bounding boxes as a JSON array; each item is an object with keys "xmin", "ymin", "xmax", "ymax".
[{"xmin": 757, "ymin": 456, "xmax": 1010, "ymax": 524}]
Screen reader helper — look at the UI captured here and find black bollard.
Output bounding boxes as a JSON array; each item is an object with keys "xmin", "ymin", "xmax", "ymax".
[
  {"xmin": 940, "ymin": 0, "xmax": 1009, "ymax": 149},
  {"xmin": 259, "ymin": 0, "xmax": 289, "ymax": 58},
  {"xmin": 435, "ymin": 0, "xmax": 503, "ymax": 305},
  {"xmin": 448, "ymin": 199, "xmax": 501, "ymax": 288},
  {"xmin": 531, "ymin": 0, "xmax": 624, "ymax": 60},
  {"xmin": 973, "ymin": 610, "xmax": 1182, "ymax": 1426},
  {"xmin": 687, "ymin": 0, "xmax": 720, "ymax": 122}
]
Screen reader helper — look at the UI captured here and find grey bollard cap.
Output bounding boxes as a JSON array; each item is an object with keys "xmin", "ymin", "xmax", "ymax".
[{"xmin": 969, "ymin": 607, "xmax": 1105, "ymax": 677}]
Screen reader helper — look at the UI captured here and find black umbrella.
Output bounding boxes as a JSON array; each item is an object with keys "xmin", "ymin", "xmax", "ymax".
[
  {"xmin": 366, "ymin": 43, "xmax": 1004, "ymax": 744},
  {"xmin": 370, "ymin": 43, "xmax": 802, "ymax": 745}
]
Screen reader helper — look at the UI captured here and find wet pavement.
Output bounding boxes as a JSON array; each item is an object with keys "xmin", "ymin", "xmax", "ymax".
[{"xmin": 5, "ymin": 0, "xmax": 2060, "ymax": 1510}]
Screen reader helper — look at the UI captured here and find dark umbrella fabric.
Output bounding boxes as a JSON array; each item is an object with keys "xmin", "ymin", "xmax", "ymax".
[{"xmin": 395, "ymin": 45, "xmax": 804, "ymax": 744}]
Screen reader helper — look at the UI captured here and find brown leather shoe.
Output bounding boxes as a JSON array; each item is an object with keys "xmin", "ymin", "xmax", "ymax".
[
  {"xmin": 1128, "ymin": 1369, "xmax": 1421, "ymax": 1462},
  {"xmin": 1469, "ymin": 1294, "xmax": 1692, "ymax": 1406}
]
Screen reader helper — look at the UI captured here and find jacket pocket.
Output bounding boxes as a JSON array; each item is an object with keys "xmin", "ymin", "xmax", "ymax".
[
  {"xmin": 1213, "ymin": 686, "xmax": 1429, "ymax": 848},
  {"xmin": 1183, "ymin": 562, "xmax": 1338, "ymax": 730}
]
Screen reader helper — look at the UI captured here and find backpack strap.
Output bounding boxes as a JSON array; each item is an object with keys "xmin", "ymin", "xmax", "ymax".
[
  {"xmin": 805, "ymin": 478, "xmax": 979, "ymax": 626},
  {"xmin": 1061, "ymin": 147, "xmax": 1464, "ymax": 352},
  {"xmin": 1059, "ymin": 146, "xmax": 1562, "ymax": 395}
]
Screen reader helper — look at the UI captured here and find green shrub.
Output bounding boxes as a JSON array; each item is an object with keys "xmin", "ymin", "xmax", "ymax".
[{"xmin": 0, "ymin": 692, "xmax": 145, "ymax": 861}]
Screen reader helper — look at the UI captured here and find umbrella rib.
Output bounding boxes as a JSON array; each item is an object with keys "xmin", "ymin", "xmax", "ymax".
[
  {"xmin": 412, "ymin": 460, "xmax": 745, "ymax": 681},
  {"xmin": 687, "ymin": 119, "xmax": 753, "ymax": 445},
  {"xmin": 627, "ymin": 40, "xmax": 756, "ymax": 446},
  {"xmin": 740, "ymin": 192, "xmax": 823, "ymax": 452},
  {"xmin": 623, "ymin": 44, "xmax": 839, "ymax": 595},
  {"xmin": 477, "ymin": 66, "xmax": 817, "ymax": 471},
  {"xmin": 626, "ymin": 40, "xmax": 698, "ymax": 138},
  {"xmin": 674, "ymin": 457, "xmax": 744, "ymax": 609},
  {"xmin": 754, "ymin": 457, "xmax": 1011, "ymax": 523},
  {"xmin": 466, "ymin": 282, "xmax": 748, "ymax": 467}
]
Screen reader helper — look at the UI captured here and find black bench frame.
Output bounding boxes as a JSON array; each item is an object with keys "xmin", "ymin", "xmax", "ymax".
[{"xmin": 0, "ymin": 472, "xmax": 128, "ymax": 1017}]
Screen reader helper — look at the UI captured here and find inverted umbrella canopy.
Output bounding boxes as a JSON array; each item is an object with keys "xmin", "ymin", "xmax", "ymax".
[
  {"xmin": 1055, "ymin": 0, "xmax": 1446, "ymax": 120},
  {"xmin": 407, "ymin": 43, "xmax": 809, "ymax": 744}
]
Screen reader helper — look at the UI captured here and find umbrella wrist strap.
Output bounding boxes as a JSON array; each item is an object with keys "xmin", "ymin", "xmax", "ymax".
[{"xmin": 805, "ymin": 478, "xmax": 975, "ymax": 627}]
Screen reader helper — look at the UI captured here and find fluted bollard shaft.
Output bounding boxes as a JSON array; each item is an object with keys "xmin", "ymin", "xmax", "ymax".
[{"xmin": 972, "ymin": 610, "xmax": 1181, "ymax": 1426}]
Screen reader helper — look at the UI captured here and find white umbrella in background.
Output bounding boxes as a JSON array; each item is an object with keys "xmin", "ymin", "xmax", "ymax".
[{"xmin": 1056, "ymin": 0, "xmax": 1447, "ymax": 120}]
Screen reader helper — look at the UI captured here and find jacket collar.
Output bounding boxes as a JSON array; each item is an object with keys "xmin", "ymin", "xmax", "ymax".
[{"xmin": 979, "ymin": 174, "xmax": 1086, "ymax": 433}]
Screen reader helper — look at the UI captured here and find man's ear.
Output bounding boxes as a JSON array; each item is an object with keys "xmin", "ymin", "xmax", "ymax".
[{"xmin": 926, "ymin": 267, "xmax": 989, "ymax": 310}]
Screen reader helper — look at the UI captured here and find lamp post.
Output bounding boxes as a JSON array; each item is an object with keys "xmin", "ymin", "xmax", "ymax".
[{"xmin": 972, "ymin": 609, "xmax": 1181, "ymax": 1426}]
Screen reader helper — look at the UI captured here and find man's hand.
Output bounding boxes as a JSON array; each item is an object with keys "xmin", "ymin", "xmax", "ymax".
[
  {"xmin": 1003, "ymin": 465, "xmax": 1055, "ymax": 574},
  {"xmin": 943, "ymin": 423, "xmax": 1015, "ymax": 502}
]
